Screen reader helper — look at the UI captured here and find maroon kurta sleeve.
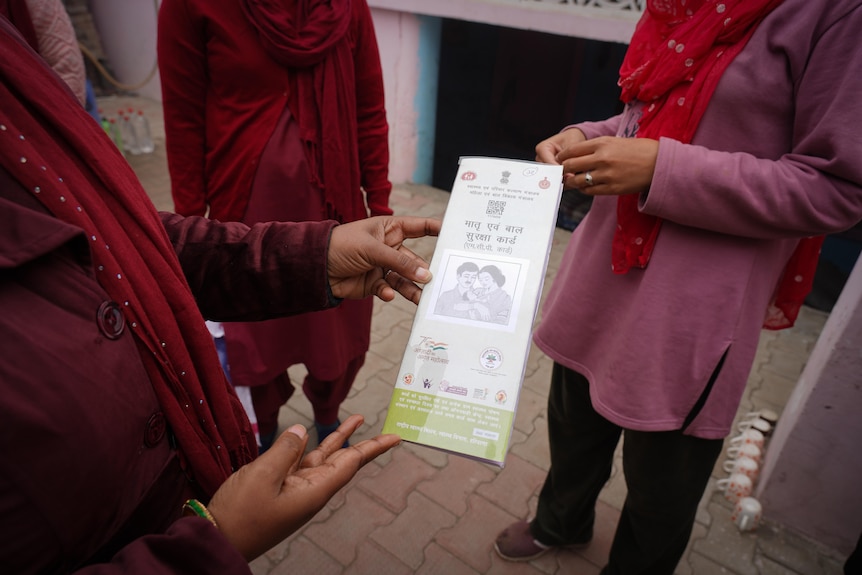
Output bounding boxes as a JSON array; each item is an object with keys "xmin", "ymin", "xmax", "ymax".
[
  {"xmin": 76, "ymin": 518, "xmax": 251, "ymax": 574},
  {"xmin": 353, "ymin": 0, "xmax": 392, "ymax": 216},
  {"xmin": 158, "ymin": 0, "xmax": 209, "ymax": 217},
  {"xmin": 160, "ymin": 212, "xmax": 339, "ymax": 321}
]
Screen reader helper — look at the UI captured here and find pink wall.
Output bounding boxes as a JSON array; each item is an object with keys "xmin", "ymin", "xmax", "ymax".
[{"xmin": 370, "ymin": 9, "xmax": 422, "ymax": 184}]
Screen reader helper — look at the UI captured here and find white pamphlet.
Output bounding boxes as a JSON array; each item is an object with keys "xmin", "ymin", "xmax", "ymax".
[{"xmin": 381, "ymin": 156, "xmax": 564, "ymax": 466}]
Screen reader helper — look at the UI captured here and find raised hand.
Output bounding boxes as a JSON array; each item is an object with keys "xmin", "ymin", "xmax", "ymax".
[
  {"xmin": 207, "ymin": 415, "xmax": 401, "ymax": 561},
  {"xmin": 555, "ymin": 135, "xmax": 659, "ymax": 196},
  {"xmin": 535, "ymin": 127, "xmax": 587, "ymax": 164},
  {"xmin": 327, "ymin": 215, "xmax": 441, "ymax": 304}
]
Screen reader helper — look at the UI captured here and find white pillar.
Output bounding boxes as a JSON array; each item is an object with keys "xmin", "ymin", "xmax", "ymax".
[
  {"xmin": 757, "ymin": 255, "xmax": 862, "ymax": 554},
  {"xmin": 89, "ymin": 0, "xmax": 161, "ymax": 100}
]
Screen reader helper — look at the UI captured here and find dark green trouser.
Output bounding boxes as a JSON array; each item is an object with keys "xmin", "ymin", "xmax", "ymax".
[{"xmin": 531, "ymin": 363, "xmax": 723, "ymax": 575}]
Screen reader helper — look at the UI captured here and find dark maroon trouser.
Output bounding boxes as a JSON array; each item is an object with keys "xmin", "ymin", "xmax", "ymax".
[{"xmin": 251, "ymin": 354, "xmax": 366, "ymax": 437}]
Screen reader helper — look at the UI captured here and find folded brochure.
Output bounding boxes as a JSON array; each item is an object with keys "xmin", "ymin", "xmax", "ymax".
[{"xmin": 382, "ymin": 156, "xmax": 564, "ymax": 466}]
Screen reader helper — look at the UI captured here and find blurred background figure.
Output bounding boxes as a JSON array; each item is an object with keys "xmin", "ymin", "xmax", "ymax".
[
  {"xmin": 158, "ymin": 0, "xmax": 393, "ymax": 451},
  {"xmin": 1, "ymin": 0, "xmax": 86, "ymax": 105}
]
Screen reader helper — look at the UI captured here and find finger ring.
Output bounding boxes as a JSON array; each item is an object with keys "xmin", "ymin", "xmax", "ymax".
[{"xmin": 584, "ymin": 171, "xmax": 594, "ymax": 186}]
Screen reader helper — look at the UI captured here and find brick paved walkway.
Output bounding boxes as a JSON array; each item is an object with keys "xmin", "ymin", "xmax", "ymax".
[{"xmin": 111, "ymin": 95, "xmax": 848, "ymax": 575}]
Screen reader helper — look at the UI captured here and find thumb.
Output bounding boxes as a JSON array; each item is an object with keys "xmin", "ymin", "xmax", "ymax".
[{"xmin": 256, "ymin": 424, "xmax": 309, "ymax": 480}]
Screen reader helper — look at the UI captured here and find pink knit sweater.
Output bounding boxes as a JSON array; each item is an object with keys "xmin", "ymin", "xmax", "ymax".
[
  {"xmin": 534, "ymin": 0, "xmax": 862, "ymax": 439},
  {"xmin": 26, "ymin": 0, "xmax": 85, "ymax": 105}
]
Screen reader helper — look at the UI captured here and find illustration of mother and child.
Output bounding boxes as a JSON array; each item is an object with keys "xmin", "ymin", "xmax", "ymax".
[{"xmin": 434, "ymin": 261, "xmax": 513, "ymax": 325}]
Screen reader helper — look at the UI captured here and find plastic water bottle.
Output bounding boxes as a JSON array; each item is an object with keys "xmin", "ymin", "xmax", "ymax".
[
  {"xmin": 107, "ymin": 117, "xmax": 125, "ymax": 155},
  {"xmin": 132, "ymin": 110, "xmax": 155, "ymax": 154},
  {"xmin": 100, "ymin": 116, "xmax": 111, "ymax": 137},
  {"xmin": 119, "ymin": 111, "xmax": 141, "ymax": 155}
]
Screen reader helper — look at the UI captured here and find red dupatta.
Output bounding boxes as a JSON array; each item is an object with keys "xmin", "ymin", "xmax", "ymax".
[
  {"xmin": 614, "ymin": 0, "xmax": 822, "ymax": 329},
  {"xmin": 240, "ymin": 0, "xmax": 366, "ymax": 223},
  {"xmin": 0, "ymin": 19, "xmax": 255, "ymax": 497}
]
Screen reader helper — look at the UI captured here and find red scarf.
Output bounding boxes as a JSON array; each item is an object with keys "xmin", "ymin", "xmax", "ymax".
[
  {"xmin": 240, "ymin": 0, "xmax": 365, "ymax": 223},
  {"xmin": 615, "ymin": 0, "xmax": 821, "ymax": 329},
  {"xmin": 0, "ymin": 19, "xmax": 255, "ymax": 497}
]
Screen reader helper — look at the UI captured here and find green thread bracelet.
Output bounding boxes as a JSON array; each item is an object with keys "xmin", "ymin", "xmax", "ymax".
[{"xmin": 182, "ymin": 498, "xmax": 218, "ymax": 528}]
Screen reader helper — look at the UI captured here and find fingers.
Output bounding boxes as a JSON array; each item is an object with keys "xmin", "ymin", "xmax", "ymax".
[
  {"xmin": 371, "ymin": 230, "xmax": 435, "ymax": 286},
  {"xmin": 580, "ymin": 170, "xmax": 601, "ymax": 193},
  {"xmin": 388, "ymin": 215, "xmax": 442, "ymax": 242},
  {"xmin": 390, "ymin": 219, "xmax": 440, "ymax": 283},
  {"xmin": 208, "ymin": 416, "xmax": 402, "ymax": 562},
  {"xmin": 255, "ymin": 424, "xmax": 310, "ymax": 479},
  {"xmin": 318, "ymin": 415, "xmax": 364, "ymax": 454},
  {"xmin": 562, "ymin": 167, "xmax": 607, "ymax": 195},
  {"xmin": 322, "ymin": 434, "xmax": 403, "ymax": 473},
  {"xmin": 317, "ymin": 416, "xmax": 403, "ymax": 463},
  {"xmin": 378, "ymin": 243, "xmax": 429, "ymax": 303},
  {"xmin": 302, "ymin": 415, "xmax": 402, "ymax": 471},
  {"xmin": 327, "ymin": 216, "xmax": 438, "ymax": 294},
  {"xmin": 553, "ymin": 137, "xmax": 598, "ymax": 191},
  {"xmin": 205, "ymin": 425, "xmax": 311, "ymax": 561},
  {"xmin": 371, "ymin": 278, "xmax": 397, "ymax": 303},
  {"xmin": 344, "ymin": 433, "xmax": 402, "ymax": 464},
  {"xmin": 557, "ymin": 138, "xmax": 598, "ymax": 166},
  {"xmin": 558, "ymin": 137, "xmax": 659, "ymax": 197},
  {"xmin": 382, "ymin": 270, "xmax": 424, "ymax": 304},
  {"xmin": 535, "ymin": 140, "xmax": 561, "ymax": 164},
  {"xmin": 558, "ymin": 139, "xmax": 607, "ymax": 193},
  {"xmin": 536, "ymin": 128, "xmax": 587, "ymax": 164},
  {"xmin": 561, "ymin": 171, "xmax": 580, "ymax": 191}
]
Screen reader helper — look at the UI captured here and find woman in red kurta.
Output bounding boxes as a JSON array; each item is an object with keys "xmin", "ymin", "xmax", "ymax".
[
  {"xmin": 158, "ymin": 0, "xmax": 392, "ymax": 447},
  {"xmin": 0, "ymin": 16, "xmax": 440, "ymax": 571}
]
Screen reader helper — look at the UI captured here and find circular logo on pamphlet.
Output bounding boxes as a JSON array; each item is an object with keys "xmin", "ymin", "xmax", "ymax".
[
  {"xmin": 461, "ymin": 171, "xmax": 477, "ymax": 181},
  {"xmin": 539, "ymin": 177, "xmax": 551, "ymax": 189},
  {"xmin": 480, "ymin": 348, "xmax": 503, "ymax": 370},
  {"xmin": 402, "ymin": 373, "xmax": 414, "ymax": 386},
  {"xmin": 495, "ymin": 390, "xmax": 508, "ymax": 405}
]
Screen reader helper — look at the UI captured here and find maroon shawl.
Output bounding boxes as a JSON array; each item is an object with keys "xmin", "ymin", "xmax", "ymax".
[
  {"xmin": 240, "ymin": 0, "xmax": 365, "ymax": 223},
  {"xmin": 0, "ymin": 0, "xmax": 37, "ymax": 49},
  {"xmin": 0, "ymin": 18, "xmax": 255, "ymax": 497},
  {"xmin": 614, "ymin": 0, "xmax": 820, "ymax": 329}
]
